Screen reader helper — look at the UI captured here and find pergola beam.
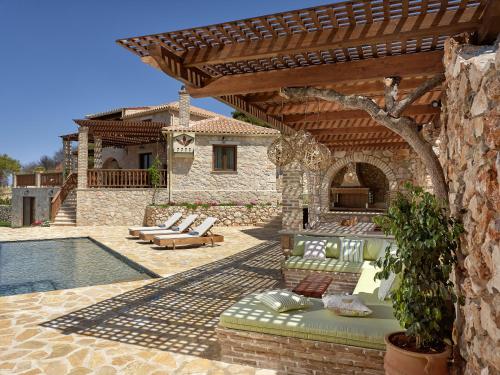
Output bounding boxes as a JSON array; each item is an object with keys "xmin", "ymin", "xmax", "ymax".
[
  {"xmin": 188, "ymin": 51, "xmax": 444, "ymax": 98},
  {"xmin": 182, "ymin": 9, "xmax": 479, "ymax": 68},
  {"xmin": 309, "ymin": 126, "xmax": 393, "ymax": 136},
  {"xmin": 283, "ymin": 105, "xmax": 439, "ymax": 123}
]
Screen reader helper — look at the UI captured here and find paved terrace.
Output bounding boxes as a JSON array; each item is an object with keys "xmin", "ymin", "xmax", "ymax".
[{"xmin": 0, "ymin": 225, "xmax": 282, "ymax": 375}]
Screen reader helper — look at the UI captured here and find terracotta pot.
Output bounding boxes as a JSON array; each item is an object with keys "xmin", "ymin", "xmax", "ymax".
[{"xmin": 384, "ymin": 332, "xmax": 452, "ymax": 375}]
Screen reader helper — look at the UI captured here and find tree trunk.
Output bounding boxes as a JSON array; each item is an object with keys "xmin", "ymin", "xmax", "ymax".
[{"xmin": 282, "ymin": 79, "xmax": 449, "ymax": 205}]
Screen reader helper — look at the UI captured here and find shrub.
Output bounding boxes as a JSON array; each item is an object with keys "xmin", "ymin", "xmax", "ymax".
[{"xmin": 374, "ymin": 182, "xmax": 463, "ymax": 350}]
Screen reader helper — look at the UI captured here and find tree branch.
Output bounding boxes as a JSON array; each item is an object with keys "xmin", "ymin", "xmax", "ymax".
[
  {"xmin": 281, "ymin": 82, "xmax": 449, "ymax": 204},
  {"xmin": 391, "ymin": 73, "xmax": 445, "ymax": 117},
  {"xmin": 384, "ymin": 76, "xmax": 401, "ymax": 113}
]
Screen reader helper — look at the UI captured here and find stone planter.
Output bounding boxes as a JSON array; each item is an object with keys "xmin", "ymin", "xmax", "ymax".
[{"xmin": 145, "ymin": 204, "xmax": 281, "ymax": 227}]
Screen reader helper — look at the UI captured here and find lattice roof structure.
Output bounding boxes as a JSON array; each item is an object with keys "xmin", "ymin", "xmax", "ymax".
[{"xmin": 117, "ymin": 0, "xmax": 497, "ymax": 150}]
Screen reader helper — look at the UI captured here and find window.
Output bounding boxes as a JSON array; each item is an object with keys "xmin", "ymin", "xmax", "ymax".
[
  {"xmin": 213, "ymin": 145, "xmax": 237, "ymax": 171},
  {"xmin": 139, "ymin": 153, "xmax": 153, "ymax": 169}
]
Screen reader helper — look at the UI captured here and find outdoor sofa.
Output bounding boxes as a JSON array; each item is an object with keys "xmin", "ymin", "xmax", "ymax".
[
  {"xmin": 282, "ymin": 235, "xmax": 390, "ymax": 294},
  {"xmin": 217, "ymin": 265, "xmax": 400, "ymax": 375}
]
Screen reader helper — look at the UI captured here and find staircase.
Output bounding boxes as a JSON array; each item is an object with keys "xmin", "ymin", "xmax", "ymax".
[
  {"xmin": 50, "ymin": 173, "xmax": 77, "ymax": 227},
  {"xmin": 52, "ymin": 191, "xmax": 76, "ymax": 226}
]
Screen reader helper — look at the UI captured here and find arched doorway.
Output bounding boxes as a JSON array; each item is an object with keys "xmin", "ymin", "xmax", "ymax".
[
  {"xmin": 102, "ymin": 158, "xmax": 120, "ymax": 169},
  {"xmin": 320, "ymin": 155, "xmax": 397, "ymax": 212}
]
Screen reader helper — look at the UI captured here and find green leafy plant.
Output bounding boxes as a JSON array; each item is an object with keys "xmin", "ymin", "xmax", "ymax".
[
  {"xmin": 374, "ymin": 182, "xmax": 463, "ymax": 350},
  {"xmin": 148, "ymin": 157, "xmax": 162, "ymax": 205},
  {"xmin": 0, "ymin": 197, "xmax": 11, "ymax": 205},
  {"xmin": 0, "ymin": 220, "xmax": 10, "ymax": 227}
]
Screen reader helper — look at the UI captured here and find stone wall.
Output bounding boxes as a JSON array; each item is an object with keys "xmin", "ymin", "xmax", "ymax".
[
  {"xmin": 76, "ymin": 188, "xmax": 169, "ymax": 226},
  {"xmin": 10, "ymin": 187, "xmax": 59, "ymax": 227},
  {"xmin": 440, "ymin": 37, "xmax": 499, "ymax": 375},
  {"xmin": 145, "ymin": 204, "xmax": 281, "ymax": 227},
  {"xmin": 170, "ymin": 134, "xmax": 278, "ymax": 204},
  {"xmin": 0, "ymin": 205, "xmax": 11, "ymax": 222}
]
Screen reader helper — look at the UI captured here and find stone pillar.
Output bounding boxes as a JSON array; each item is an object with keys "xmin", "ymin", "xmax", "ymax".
[
  {"xmin": 178, "ymin": 86, "xmax": 190, "ymax": 127},
  {"xmin": 281, "ymin": 161, "xmax": 303, "ymax": 231},
  {"xmin": 63, "ymin": 139, "xmax": 72, "ymax": 177},
  {"xmin": 77, "ymin": 127, "xmax": 88, "ymax": 189},
  {"xmin": 307, "ymin": 171, "xmax": 322, "ymax": 228},
  {"xmin": 35, "ymin": 172, "xmax": 41, "ymax": 187},
  {"xmin": 12, "ymin": 174, "xmax": 17, "ymax": 188},
  {"xmin": 93, "ymin": 137, "xmax": 103, "ymax": 169}
]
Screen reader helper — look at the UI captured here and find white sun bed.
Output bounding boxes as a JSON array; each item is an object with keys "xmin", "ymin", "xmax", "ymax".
[
  {"xmin": 153, "ymin": 217, "xmax": 223, "ymax": 249},
  {"xmin": 128, "ymin": 212, "xmax": 182, "ymax": 237},
  {"xmin": 138, "ymin": 214, "xmax": 198, "ymax": 241}
]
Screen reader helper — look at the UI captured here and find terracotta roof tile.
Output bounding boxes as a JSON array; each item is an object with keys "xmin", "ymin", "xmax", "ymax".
[
  {"xmin": 164, "ymin": 116, "xmax": 280, "ymax": 135},
  {"xmin": 121, "ymin": 101, "xmax": 219, "ymax": 119}
]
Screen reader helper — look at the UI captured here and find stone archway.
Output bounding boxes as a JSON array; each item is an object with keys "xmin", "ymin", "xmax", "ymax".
[
  {"xmin": 320, "ymin": 154, "xmax": 398, "ymax": 211},
  {"xmin": 102, "ymin": 157, "xmax": 120, "ymax": 169}
]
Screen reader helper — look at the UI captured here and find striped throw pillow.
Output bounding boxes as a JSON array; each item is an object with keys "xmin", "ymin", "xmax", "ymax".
[
  {"xmin": 340, "ymin": 238, "xmax": 365, "ymax": 263},
  {"xmin": 256, "ymin": 290, "xmax": 312, "ymax": 313}
]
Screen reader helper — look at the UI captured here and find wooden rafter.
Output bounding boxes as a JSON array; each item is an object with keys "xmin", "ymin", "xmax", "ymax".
[{"xmin": 187, "ymin": 51, "xmax": 444, "ymax": 97}]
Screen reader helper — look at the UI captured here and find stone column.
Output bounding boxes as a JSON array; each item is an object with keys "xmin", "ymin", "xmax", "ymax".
[
  {"xmin": 12, "ymin": 174, "xmax": 17, "ymax": 188},
  {"xmin": 35, "ymin": 172, "xmax": 41, "ymax": 187},
  {"xmin": 63, "ymin": 139, "xmax": 72, "ymax": 177},
  {"xmin": 178, "ymin": 86, "xmax": 190, "ymax": 127},
  {"xmin": 281, "ymin": 161, "xmax": 303, "ymax": 231},
  {"xmin": 307, "ymin": 171, "xmax": 322, "ymax": 228},
  {"xmin": 93, "ymin": 137, "xmax": 103, "ymax": 169},
  {"xmin": 77, "ymin": 127, "xmax": 88, "ymax": 189}
]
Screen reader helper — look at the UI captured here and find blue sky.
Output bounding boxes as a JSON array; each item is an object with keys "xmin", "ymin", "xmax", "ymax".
[{"xmin": 0, "ymin": 0, "xmax": 331, "ymax": 165}]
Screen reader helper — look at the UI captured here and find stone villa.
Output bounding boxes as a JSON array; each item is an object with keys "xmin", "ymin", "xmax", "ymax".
[{"xmin": 11, "ymin": 88, "xmax": 280, "ymax": 227}]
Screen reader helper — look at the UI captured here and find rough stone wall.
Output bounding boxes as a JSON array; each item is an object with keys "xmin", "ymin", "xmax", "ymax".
[
  {"xmin": 145, "ymin": 204, "xmax": 280, "ymax": 227},
  {"xmin": 76, "ymin": 188, "xmax": 169, "ymax": 226},
  {"xmin": 170, "ymin": 135, "xmax": 278, "ymax": 204},
  {"xmin": 0, "ymin": 205, "xmax": 11, "ymax": 222},
  {"xmin": 440, "ymin": 37, "xmax": 499, "ymax": 375},
  {"xmin": 357, "ymin": 163, "xmax": 390, "ymax": 204},
  {"xmin": 10, "ymin": 187, "xmax": 59, "ymax": 227}
]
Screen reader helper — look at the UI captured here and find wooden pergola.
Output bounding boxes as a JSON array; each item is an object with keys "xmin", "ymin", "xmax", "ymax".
[
  {"xmin": 116, "ymin": 0, "xmax": 496, "ymax": 151},
  {"xmin": 64, "ymin": 119, "xmax": 165, "ymax": 147}
]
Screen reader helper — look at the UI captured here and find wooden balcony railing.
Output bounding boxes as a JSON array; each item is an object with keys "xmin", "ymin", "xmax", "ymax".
[
  {"xmin": 50, "ymin": 173, "xmax": 77, "ymax": 220},
  {"xmin": 41, "ymin": 172, "xmax": 63, "ymax": 187},
  {"xmin": 16, "ymin": 173, "xmax": 36, "ymax": 187},
  {"xmin": 87, "ymin": 169, "xmax": 167, "ymax": 188}
]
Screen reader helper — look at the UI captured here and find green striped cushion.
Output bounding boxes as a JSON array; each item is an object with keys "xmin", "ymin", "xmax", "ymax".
[
  {"xmin": 255, "ymin": 290, "xmax": 312, "ymax": 313},
  {"xmin": 340, "ymin": 238, "xmax": 365, "ymax": 263}
]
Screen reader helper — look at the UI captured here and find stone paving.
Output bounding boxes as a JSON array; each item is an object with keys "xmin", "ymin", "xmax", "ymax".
[{"xmin": 0, "ymin": 225, "xmax": 281, "ymax": 374}]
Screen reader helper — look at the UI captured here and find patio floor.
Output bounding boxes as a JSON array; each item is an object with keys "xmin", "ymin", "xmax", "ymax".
[{"xmin": 0, "ymin": 225, "xmax": 281, "ymax": 374}]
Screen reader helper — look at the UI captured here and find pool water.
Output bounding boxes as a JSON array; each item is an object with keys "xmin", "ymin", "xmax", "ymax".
[{"xmin": 0, "ymin": 237, "xmax": 157, "ymax": 297}]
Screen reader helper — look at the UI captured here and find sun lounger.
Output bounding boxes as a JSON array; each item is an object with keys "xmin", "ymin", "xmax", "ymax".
[
  {"xmin": 153, "ymin": 217, "xmax": 224, "ymax": 249},
  {"xmin": 128, "ymin": 212, "xmax": 182, "ymax": 237},
  {"xmin": 139, "ymin": 214, "xmax": 198, "ymax": 241}
]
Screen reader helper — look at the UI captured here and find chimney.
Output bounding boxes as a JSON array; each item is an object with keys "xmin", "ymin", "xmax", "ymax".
[
  {"xmin": 341, "ymin": 163, "xmax": 363, "ymax": 187},
  {"xmin": 178, "ymin": 85, "xmax": 190, "ymax": 128}
]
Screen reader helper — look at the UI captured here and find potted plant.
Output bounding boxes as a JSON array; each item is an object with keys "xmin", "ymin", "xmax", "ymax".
[{"xmin": 374, "ymin": 183, "xmax": 463, "ymax": 375}]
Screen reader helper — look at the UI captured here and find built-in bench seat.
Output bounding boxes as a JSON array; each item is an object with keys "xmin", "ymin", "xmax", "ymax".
[
  {"xmin": 217, "ymin": 266, "xmax": 400, "ymax": 375},
  {"xmin": 219, "ymin": 293, "xmax": 398, "ymax": 350},
  {"xmin": 283, "ymin": 235, "xmax": 390, "ymax": 294}
]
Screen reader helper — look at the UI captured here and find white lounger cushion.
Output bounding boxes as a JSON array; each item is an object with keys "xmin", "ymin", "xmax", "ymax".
[
  {"xmin": 154, "ymin": 217, "xmax": 217, "ymax": 240},
  {"xmin": 129, "ymin": 212, "xmax": 182, "ymax": 232},
  {"xmin": 138, "ymin": 214, "xmax": 198, "ymax": 236}
]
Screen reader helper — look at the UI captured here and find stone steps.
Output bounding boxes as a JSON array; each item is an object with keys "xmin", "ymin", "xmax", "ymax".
[{"xmin": 52, "ymin": 191, "xmax": 77, "ymax": 226}]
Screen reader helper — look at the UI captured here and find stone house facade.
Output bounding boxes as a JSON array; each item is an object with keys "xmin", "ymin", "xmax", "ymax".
[{"xmin": 71, "ymin": 89, "xmax": 280, "ymax": 226}]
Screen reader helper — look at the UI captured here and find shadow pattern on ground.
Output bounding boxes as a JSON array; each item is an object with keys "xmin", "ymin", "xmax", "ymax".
[{"xmin": 42, "ymin": 241, "xmax": 283, "ymax": 360}]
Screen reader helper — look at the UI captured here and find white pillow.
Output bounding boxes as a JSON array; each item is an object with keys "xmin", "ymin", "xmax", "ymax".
[
  {"xmin": 378, "ymin": 272, "xmax": 397, "ymax": 301},
  {"xmin": 256, "ymin": 290, "xmax": 312, "ymax": 313},
  {"xmin": 303, "ymin": 239, "xmax": 327, "ymax": 259},
  {"xmin": 323, "ymin": 294, "xmax": 372, "ymax": 317}
]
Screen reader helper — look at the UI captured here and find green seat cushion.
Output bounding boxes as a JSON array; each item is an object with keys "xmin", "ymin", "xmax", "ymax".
[
  {"xmin": 219, "ymin": 294, "xmax": 402, "ymax": 350},
  {"xmin": 284, "ymin": 256, "xmax": 366, "ymax": 273},
  {"xmin": 363, "ymin": 238, "xmax": 388, "ymax": 261},
  {"xmin": 292, "ymin": 235, "xmax": 341, "ymax": 258}
]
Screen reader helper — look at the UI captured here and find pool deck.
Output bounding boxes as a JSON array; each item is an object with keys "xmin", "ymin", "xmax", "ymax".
[{"xmin": 0, "ymin": 225, "xmax": 279, "ymax": 375}]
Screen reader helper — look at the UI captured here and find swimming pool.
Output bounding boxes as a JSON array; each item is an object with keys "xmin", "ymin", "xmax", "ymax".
[{"xmin": 0, "ymin": 237, "xmax": 158, "ymax": 297}]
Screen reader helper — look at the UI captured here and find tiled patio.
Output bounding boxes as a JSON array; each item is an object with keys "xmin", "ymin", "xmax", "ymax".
[{"xmin": 0, "ymin": 225, "xmax": 281, "ymax": 374}]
